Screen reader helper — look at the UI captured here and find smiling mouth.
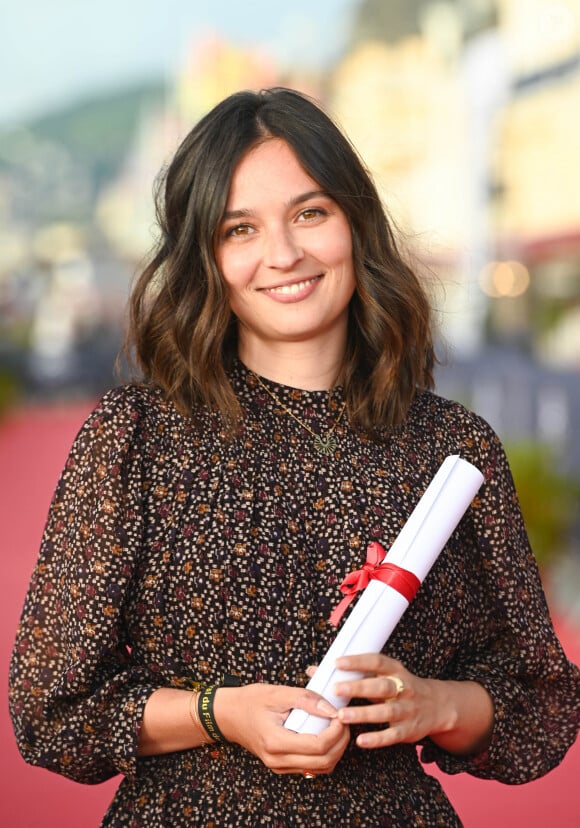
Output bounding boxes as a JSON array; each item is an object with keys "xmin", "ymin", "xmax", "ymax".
[{"xmin": 262, "ymin": 276, "xmax": 322, "ymax": 296}]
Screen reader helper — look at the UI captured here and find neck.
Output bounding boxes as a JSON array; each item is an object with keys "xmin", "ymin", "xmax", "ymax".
[{"xmin": 238, "ymin": 339, "xmax": 344, "ymax": 391}]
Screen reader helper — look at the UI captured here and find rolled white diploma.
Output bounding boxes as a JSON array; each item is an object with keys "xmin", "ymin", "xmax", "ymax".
[{"xmin": 284, "ymin": 454, "xmax": 484, "ymax": 735}]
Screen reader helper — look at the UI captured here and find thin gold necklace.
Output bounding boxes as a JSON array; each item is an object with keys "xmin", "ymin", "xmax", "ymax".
[{"xmin": 252, "ymin": 373, "xmax": 347, "ymax": 456}]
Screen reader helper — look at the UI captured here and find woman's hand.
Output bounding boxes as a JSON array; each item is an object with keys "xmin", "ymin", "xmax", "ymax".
[
  {"xmin": 214, "ymin": 683, "xmax": 350, "ymax": 775},
  {"xmin": 333, "ymin": 653, "xmax": 494, "ymax": 756}
]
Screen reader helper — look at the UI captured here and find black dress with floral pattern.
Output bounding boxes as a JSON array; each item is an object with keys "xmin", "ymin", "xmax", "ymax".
[{"xmin": 10, "ymin": 362, "xmax": 580, "ymax": 827}]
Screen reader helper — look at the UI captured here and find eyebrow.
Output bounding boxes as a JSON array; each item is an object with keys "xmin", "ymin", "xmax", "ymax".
[{"xmin": 221, "ymin": 190, "xmax": 330, "ymax": 222}]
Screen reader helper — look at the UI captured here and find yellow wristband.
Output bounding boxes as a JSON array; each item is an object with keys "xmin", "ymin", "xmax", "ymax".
[
  {"xmin": 197, "ymin": 684, "xmax": 227, "ymax": 743},
  {"xmin": 189, "ymin": 690, "xmax": 213, "ymax": 744}
]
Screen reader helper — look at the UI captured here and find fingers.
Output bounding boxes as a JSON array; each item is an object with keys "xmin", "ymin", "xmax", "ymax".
[
  {"xmin": 263, "ymin": 717, "xmax": 351, "ymax": 775},
  {"xmin": 336, "ymin": 652, "xmax": 401, "ymax": 675},
  {"xmin": 281, "ymin": 715, "xmax": 348, "ymax": 755},
  {"xmin": 335, "ymin": 694, "xmax": 411, "ymax": 750},
  {"xmin": 333, "ymin": 653, "xmax": 408, "ymax": 707},
  {"xmin": 223, "ymin": 683, "xmax": 350, "ymax": 775},
  {"xmin": 331, "ymin": 654, "xmax": 419, "ymax": 750},
  {"xmin": 356, "ymin": 726, "xmax": 402, "ymax": 749},
  {"xmin": 291, "ymin": 688, "xmax": 339, "ymax": 720},
  {"xmin": 334, "ymin": 671, "xmax": 408, "ymax": 705}
]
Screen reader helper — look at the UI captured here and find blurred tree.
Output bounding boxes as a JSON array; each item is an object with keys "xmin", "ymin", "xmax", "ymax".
[
  {"xmin": 505, "ymin": 439, "xmax": 580, "ymax": 568},
  {"xmin": 0, "ymin": 367, "xmax": 20, "ymax": 416},
  {"xmin": 350, "ymin": 0, "xmax": 424, "ymax": 44},
  {"xmin": 350, "ymin": 0, "xmax": 500, "ymax": 45}
]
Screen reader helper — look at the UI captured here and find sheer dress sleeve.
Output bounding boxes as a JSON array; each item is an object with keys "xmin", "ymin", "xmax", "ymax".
[
  {"xmin": 421, "ymin": 411, "xmax": 580, "ymax": 783},
  {"xmin": 9, "ymin": 386, "xmax": 159, "ymax": 785}
]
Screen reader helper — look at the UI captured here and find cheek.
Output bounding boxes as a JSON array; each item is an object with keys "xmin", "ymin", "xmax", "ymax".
[
  {"xmin": 329, "ymin": 236, "xmax": 355, "ymax": 279},
  {"xmin": 321, "ymin": 221, "xmax": 353, "ymax": 269},
  {"xmin": 216, "ymin": 249, "xmax": 252, "ymax": 290}
]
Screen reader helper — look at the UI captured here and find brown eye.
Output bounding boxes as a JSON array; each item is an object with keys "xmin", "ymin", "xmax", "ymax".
[
  {"xmin": 226, "ymin": 224, "xmax": 253, "ymax": 238},
  {"xmin": 299, "ymin": 207, "xmax": 325, "ymax": 222}
]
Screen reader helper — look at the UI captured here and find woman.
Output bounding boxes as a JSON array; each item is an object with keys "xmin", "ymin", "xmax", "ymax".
[{"xmin": 10, "ymin": 88, "xmax": 579, "ymax": 827}]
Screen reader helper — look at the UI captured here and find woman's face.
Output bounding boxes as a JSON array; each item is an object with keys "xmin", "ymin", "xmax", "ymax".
[{"xmin": 215, "ymin": 138, "xmax": 355, "ymax": 362}]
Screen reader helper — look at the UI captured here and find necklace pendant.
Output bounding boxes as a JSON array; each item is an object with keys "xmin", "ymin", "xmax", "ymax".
[{"xmin": 314, "ymin": 433, "xmax": 338, "ymax": 456}]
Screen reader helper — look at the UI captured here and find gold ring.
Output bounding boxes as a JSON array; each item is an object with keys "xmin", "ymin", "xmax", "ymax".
[
  {"xmin": 302, "ymin": 770, "xmax": 315, "ymax": 779},
  {"xmin": 387, "ymin": 675, "xmax": 405, "ymax": 698}
]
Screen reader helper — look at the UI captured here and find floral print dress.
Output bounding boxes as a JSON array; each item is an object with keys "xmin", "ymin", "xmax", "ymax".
[{"xmin": 9, "ymin": 361, "xmax": 580, "ymax": 827}]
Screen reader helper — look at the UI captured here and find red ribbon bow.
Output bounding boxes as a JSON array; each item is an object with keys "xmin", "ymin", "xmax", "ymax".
[{"xmin": 329, "ymin": 541, "xmax": 422, "ymax": 627}]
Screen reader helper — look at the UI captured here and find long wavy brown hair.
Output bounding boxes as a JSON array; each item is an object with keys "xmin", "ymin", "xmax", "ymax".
[{"xmin": 123, "ymin": 87, "xmax": 435, "ymax": 437}]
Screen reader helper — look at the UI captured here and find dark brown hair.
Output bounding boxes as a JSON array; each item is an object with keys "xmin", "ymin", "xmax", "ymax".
[{"xmin": 124, "ymin": 87, "xmax": 435, "ymax": 436}]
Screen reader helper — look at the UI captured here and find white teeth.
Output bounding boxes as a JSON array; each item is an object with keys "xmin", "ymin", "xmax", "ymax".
[{"xmin": 266, "ymin": 277, "xmax": 318, "ymax": 295}]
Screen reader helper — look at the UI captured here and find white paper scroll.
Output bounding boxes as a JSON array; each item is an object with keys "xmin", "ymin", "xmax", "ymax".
[{"xmin": 284, "ymin": 454, "xmax": 484, "ymax": 735}]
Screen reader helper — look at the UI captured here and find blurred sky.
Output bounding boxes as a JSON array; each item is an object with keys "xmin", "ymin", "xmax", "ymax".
[{"xmin": 0, "ymin": 0, "xmax": 359, "ymax": 127}]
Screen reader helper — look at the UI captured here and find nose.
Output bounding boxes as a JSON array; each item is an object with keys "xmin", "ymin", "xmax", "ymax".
[{"xmin": 263, "ymin": 225, "xmax": 304, "ymax": 269}]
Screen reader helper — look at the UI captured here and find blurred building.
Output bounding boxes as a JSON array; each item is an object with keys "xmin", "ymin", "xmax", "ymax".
[
  {"xmin": 493, "ymin": 0, "xmax": 580, "ymax": 369},
  {"xmin": 327, "ymin": 0, "xmax": 580, "ymax": 486},
  {"xmin": 330, "ymin": 0, "xmax": 580, "ymax": 370}
]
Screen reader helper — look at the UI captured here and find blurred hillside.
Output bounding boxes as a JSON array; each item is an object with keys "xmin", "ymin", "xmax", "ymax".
[
  {"xmin": 0, "ymin": 81, "xmax": 166, "ymax": 222},
  {"xmin": 0, "ymin": 82, "xmax": 168, "ymax": 402}
]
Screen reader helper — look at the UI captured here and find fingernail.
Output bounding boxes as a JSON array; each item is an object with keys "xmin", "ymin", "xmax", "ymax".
[{"xmin": 316, "ymin": 699, "xmax": 337, "ymax": 718}]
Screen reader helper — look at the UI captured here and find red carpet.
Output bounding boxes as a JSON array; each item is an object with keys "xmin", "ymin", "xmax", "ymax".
[{"xmin": 1, "ymin": 400, "xmax": 578, "ymax": 827}]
